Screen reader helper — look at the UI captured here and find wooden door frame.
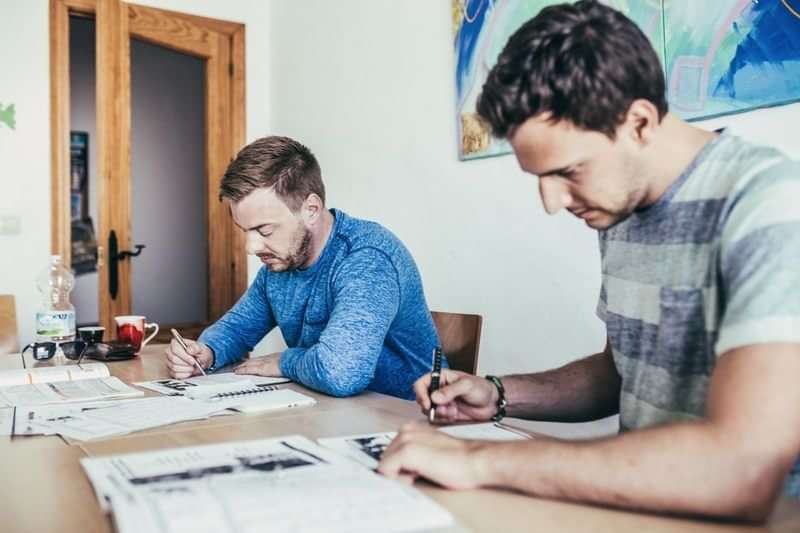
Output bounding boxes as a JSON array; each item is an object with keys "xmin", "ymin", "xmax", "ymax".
[{"xmin": 50, "ymin": 0, "xmax": 247, "ymax": 334}]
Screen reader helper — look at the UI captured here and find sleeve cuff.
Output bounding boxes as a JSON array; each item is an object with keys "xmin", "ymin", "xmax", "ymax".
[{"xmin": 279, "ymin": 347, "xmax": 305, "ymax": 381}]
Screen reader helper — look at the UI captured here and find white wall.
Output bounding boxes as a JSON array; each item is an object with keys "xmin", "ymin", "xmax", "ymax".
[
  {"xmin": 263, "ymin": 0, "xmax": 800, "ymax": 375},
  {"xmin": 0, "ymin": 0, "xmax": 52, "ymax": 350},
  {"xmin": 0, "ymin": 0, "xmax": 272, "ymax": 347},
  {"xmin": 1, "ymin": 0, "xmax": 798, "ymax": 373}
]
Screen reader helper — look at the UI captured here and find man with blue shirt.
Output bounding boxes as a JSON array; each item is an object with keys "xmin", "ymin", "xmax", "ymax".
[{"xmin": 164, "ymin": 135, "xmax": 439, "ymax": 400}]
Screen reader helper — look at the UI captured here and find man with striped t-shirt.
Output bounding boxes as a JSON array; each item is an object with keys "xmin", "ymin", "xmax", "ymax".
[{"xmin": 379, "ymin": 0, "xmax": 800, "ymax": 522}]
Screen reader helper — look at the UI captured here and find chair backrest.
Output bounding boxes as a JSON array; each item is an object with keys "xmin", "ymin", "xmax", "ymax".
[
  {"xmin": 0, "ymin": 294, "xmax": 19, "ymax": 354},
  {"xmin": 431, "ymin": 311, "xmax": 483, "ymax": 375}
]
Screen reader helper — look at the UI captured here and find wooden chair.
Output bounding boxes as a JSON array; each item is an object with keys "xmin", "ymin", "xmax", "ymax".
[
  {"xmin": 431, "ymin": 311, "xmax": 483, "ymax": 375},
  {"xmin": 0, "ymin": 294, "xmax": 19, "ymax": 354}
]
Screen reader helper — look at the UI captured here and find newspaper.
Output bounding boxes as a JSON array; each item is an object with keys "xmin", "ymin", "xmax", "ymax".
[{"xmin": 81, "ymin": 435, "xmax": 454, "ymax": 533}]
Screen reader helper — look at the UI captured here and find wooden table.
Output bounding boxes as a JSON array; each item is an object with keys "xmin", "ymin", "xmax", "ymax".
[{"xmin": 2, "ymin": 345, "xmax": 799, "ymax": 532}]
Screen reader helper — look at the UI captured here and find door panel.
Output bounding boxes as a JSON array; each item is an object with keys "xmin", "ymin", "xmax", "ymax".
[
  {"xmin": 129, "ymin": 38, "xmax": 208, "ymax": 325},
  {"xmin": 96, "ymin": 0, "xmax": 131, "ymax": 334},
  {"xmin": 51, "ymin": 0, "xmax": 246, "ymax": 337}
]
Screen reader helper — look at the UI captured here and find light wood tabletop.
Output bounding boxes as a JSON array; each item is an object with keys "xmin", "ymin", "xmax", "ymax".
[{"xmin": 1, "ymin": 345, "xmax": 799, "ymax": 532}]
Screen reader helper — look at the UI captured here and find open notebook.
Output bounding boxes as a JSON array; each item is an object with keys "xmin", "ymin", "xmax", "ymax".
[
  {"xmin": 183, "ymin": 383, "xmax": 316, "ymax": 414},
  {"xmin": 0, "ymin": 362, "xmax": 142, "ymax": 407},
  {"xmin": 0, "ymin": 362, "xmax": 110, "ymax": 387}
]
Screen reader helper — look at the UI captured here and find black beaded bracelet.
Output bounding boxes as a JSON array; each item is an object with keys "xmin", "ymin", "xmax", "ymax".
[{"xmin": 485, "ymin": 374, "xmax": 507, "ymax": 422}]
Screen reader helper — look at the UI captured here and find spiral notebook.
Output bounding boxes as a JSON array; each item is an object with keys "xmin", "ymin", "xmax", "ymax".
[{"xmin": 184, "ymin": 383, "xmax": 316, "ymax": 414}]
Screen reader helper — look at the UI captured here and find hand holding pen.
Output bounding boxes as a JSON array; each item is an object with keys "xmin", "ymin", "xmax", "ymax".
[
  {"xmin": 428, "ymin": 347, "xmax": 443, "ymax": 423},
  {"xmin": 170, "ymin": 328, "xmax": 207, "ymax": 377}
]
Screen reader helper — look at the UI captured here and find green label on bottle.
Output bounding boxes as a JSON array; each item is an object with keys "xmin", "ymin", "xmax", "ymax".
[{"xmin": 36, "ymin": 311, "xmax": 76, "ymax": 338}]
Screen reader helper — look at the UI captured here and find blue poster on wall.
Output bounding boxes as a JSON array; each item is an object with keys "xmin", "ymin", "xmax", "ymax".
[
  {"xmin": 665, "ymin": 0, "xmax": 800, "ymax": 120},
  {"xmin": 453, "ymin": 0, "xmax": 800, "ymax": 160}
]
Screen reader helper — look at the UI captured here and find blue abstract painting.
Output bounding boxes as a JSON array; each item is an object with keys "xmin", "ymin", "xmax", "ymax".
[
  {"xmin": 454, "ymin": 0, "xmax": 800, "ymax": 160},
  {"xmin": 665, "ymin": 0, "xmax": 800, "ymax": 120}
]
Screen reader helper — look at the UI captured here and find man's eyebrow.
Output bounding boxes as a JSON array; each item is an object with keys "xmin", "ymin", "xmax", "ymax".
[
  {"xmin": 536, "ymin": 163, "xmax": 577, "ymax": 178},
  {"xmin": 234, "ymin": 222, "xmax": 273, "ymax": 232}
]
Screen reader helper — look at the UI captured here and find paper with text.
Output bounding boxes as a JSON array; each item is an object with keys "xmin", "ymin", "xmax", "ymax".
[{"xmin": 81, "ymin": 435, "xmax": 454, "ymax": 533}]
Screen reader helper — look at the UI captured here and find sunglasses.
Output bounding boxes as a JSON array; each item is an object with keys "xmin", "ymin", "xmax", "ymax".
[{"xmin": 21, "ymin": 340, "xmax": 135, "ymax": 365}]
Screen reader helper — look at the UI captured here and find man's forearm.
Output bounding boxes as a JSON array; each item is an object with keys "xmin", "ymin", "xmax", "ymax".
[
  {"xmin": 472, "ymin": 421, "xmax": 786, "ymax": 522},
  {"xmin": 502, "ymin": 347, "xmax": 620, "ymax": 422}
]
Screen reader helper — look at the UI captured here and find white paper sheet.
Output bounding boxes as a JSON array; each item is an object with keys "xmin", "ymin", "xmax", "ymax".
[
  {"xmin": 81, "ymin": 435, "xmax": 454, "ymax": 533},
  {"xmin": 0, "ymin": 407, "xmax": 13, "ymax": 436},
  {"xmin": 318, "ymin": 422, "xmax": 531, "ymax": 468}
]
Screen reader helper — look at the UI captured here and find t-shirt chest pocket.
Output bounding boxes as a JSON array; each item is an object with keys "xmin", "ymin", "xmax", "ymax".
[{"xmin": 656, "ymin": 287, "xmax": 714, "ymax": 375}]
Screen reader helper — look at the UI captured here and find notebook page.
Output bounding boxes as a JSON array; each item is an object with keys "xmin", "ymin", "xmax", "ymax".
[
  {"xmin": 207, "ymin": 388, "xmax": 317, "ymax": 414},
  {"xmin": 136, "ymin": 373, "xmax": 290, "ymax": 396}
]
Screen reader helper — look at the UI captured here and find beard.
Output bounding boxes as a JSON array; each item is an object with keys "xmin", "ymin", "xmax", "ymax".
[
  {"xmin": 591, "ymin": 158, "xmax": 649, "ymax": 230},
  {"xmin": 263, "ymin": 225, "xmax": 313, "ymax": 272}
]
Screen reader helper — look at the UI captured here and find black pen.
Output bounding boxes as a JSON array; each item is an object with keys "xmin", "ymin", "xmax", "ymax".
[{"xmin": 428, "ymin": 347, "xmax": 442, "ymax": 423}]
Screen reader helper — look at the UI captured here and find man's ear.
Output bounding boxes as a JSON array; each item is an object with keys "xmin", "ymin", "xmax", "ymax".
[
  {"xmin": 623, "ymin": 99, "xmax": 660, "ymax": 145},
  {"xmin": 301, "ymin": 194, "xmax": 324, "ymax": 225}
]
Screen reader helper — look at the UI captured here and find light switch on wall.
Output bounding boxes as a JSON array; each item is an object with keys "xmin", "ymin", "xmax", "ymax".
[{"xmin": 0, "ymin": 215, "xmax": 21, "ymax": 235}]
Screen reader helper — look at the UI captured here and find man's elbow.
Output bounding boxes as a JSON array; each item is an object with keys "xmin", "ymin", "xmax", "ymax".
[
  {"xmin": 322, "ymin": 377, "xmax": 369, "ymax": 398},
  {"xmin": 315, "ymin": 363, "xmax": 371, "ymax": 397},
  {"xmin": 712, "ymin": 460, "xmax": 787, "ymax": 523}
]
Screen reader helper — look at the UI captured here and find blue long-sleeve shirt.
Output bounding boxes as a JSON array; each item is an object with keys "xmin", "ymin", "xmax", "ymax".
[{"xmin": 198, "ymin": 209, "xmax": 440, "ymax": 400}]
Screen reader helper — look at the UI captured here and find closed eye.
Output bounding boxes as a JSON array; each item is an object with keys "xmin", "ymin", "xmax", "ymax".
[{"xmin": 559, "ymin": 168, "xmax": 577, "ymax": 179}]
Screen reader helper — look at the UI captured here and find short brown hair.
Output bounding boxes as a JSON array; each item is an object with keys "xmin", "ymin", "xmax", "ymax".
[{"xmin": 219, "ymin": 136, "xmax": 325, "ymax": 211}]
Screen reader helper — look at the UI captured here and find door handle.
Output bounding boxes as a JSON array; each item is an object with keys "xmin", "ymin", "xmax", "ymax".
[
  {"xmin": 108, "ymin": 230, "xmax": 146, "ymax": 300},
  {"xmin": 115, "ymin": 244, "xmax": 146, "ymax": 260}
]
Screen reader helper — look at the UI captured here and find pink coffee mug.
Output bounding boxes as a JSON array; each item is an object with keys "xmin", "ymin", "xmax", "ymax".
[{"xmin": 114, "ymin": 315, "xmax": 159, "ymax": 353}]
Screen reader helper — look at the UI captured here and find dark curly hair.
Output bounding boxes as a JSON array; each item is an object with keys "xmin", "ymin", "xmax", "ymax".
[{"xmin": 477, "ymin": 0, "xmax": 668, "ymax": 139}]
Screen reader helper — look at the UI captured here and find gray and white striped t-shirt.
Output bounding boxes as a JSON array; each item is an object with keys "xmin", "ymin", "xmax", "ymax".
[{"xmin": 596, "ymin": 130, "xmax": 800, "ymax": 491}]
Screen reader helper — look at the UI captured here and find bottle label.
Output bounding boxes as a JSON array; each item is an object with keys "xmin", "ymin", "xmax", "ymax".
[{"xmin": 36, "ymin": 311, "xmax": 76, "ymax": 339}]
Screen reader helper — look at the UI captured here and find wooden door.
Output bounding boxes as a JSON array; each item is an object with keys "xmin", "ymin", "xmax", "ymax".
[{"xmin": 50, "ymin": 0, "xmax": 247, "ymax": 338}]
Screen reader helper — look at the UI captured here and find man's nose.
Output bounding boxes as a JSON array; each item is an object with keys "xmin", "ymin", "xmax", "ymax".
[
  {"xmin": 539, "ymin": 177, "xmax": 573, "ymax": 215},
  {"xmin": 245, "ymin": 232, "xmax": 264, "ymax": 255}
]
